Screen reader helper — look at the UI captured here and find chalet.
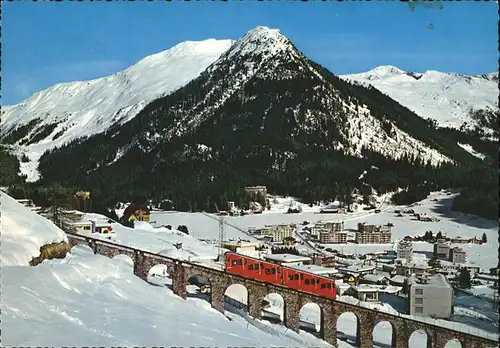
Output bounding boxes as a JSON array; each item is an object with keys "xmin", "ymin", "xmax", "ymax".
[
  {"xmin": 122, "ymin": 204, "xmax": 151, "ymax": 222},
  {"xmin": 338, "ymin": 265, "xmax": 376, "ymax": 276},
  {"xmin": 63, "ymin": 220, "xmax": 93, "ymax": 233},
  {"xmin": 222, "ymin": 241, "xmax": 261, "ymax": 257},
  {"xmin": 361, "ymin": 274, "xmax": 390, "ymax": 285},
  {"xmin": 63, "ymin": 219, "xmax": 113, "ymax": 234},
  {"xmin": 389, "ymin": 275, "xmax": 407, "ymax": 287},
  {"xmin": 344, "ymin": 284, "xmax": 380, "ymax": 302},
  {"xmin": 93, "ymin": 221, "xmax": 114, "ymax": 234}
]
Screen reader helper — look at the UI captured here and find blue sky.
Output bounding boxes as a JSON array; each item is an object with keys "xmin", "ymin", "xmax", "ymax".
[{"xmin": 3, "ymin": 1, "xmax": 497, "ymax": 105}]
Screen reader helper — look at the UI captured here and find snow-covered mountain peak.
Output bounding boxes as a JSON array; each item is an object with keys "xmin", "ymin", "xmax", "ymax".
[
  {"xmin": 341, "ymin": 66, "xmax": 499, "ymax": 130},
  {"xmin": 349, "ymin": 65, "xmax": 406, "ymax": 81},
  {"xmin": 372, "ymin": 65, "xmax": 405, "ymax": 75},
  {"xmin": 479, "ymin": 72, "xmax": 499, "ymax": 82},
  {"xmin": 223, "ymin": 26, "xmax": 293, "ymax": 60},
  {"xmin": 419, "ymin": 69, "xmax": 455, "ymax": 82},
  {"xmin": 132, "ymin": 39, "xmax": 235, "ymax": 66}
]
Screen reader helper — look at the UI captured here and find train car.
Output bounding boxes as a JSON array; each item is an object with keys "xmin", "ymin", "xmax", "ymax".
[
  {"xmin": 224, "ymin": 252, "xmax": 283, "ymax": 286},
  {"xmin": 282, "ymin": 266, "xmax": 336, "ymax": 299}
]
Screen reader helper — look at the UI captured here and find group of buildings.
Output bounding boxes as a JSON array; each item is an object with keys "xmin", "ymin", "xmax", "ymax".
[
  {"xmin": 311, "ymin": 222, "xmax": 347, "ymax": 244},
  {"xmin": 250, "ymin": 220, "xmax": 393, "ymax": 246},
  {"xmin": 434, "ymin": 239, "xmax": 467, "ymax": 264},
  {"xmin": 356, "ymin": 222, "xmax": 392, "ymax": 244}
]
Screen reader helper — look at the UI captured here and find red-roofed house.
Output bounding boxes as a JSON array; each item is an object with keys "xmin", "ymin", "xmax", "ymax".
[{"xmin": 122, "ymin": 204, "xmax": 151, "ymax": 222}]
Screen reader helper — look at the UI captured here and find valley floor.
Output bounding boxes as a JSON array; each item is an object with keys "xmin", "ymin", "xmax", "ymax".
[{"xmin": 1, "ymin": 190, "xmax": 497, "ymax": 346}]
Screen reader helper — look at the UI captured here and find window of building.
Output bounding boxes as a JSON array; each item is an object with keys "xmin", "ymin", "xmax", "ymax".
[
  {"xmin": 415, "ymin": 288, "xmax": 423, "ymax": 295},
  {"xmin": 366, "ymin": 293, "xmax": 376, "ymax": 300},
  {"xmin": 415, "ymin": 298, "xmax": 423, "ymax": 305},
  {"xmin": 415, "ymin": 307, "xmax": 423, "ymax": 313},
  {"xmin": 84, "ymin": 226, "xmax": 91, "ymax": 230}
]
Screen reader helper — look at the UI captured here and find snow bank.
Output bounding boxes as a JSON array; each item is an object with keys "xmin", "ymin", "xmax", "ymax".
[
  {"xmin": 0, "ymin": 191, "xmax": 67, "ymax": 266},
  {"xmin": 1, "ymin": 245, "xmax": 330, "ymax": 347}
]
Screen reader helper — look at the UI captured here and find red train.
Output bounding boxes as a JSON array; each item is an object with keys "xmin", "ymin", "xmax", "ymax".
[{"xmin": 224, "ymin": 252, "xmax": 336, "ymax": 299}]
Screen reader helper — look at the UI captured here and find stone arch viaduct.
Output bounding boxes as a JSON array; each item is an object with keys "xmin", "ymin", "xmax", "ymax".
[{"xmin": 66, "ymin": 232, "xmax": 497, "ymax": 348}]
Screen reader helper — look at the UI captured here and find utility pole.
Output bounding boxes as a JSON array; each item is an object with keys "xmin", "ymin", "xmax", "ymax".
[
  {"xmin": 214, "ymin": 202, "xmax": 225, "ymax": 261},
  {"xmin": 219, "ymin": 214, "xmax": 225, "ymax": 259}
]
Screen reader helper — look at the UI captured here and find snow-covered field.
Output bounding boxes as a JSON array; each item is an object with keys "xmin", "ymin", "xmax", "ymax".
[
  {"xmin": 149, "ymin": 190, "xmax": 496, "ymax": 271},
  {"xmin": 148, "ymin": 194, "xmax": 392, "ymax": 243},
  {"xmin": 319, "ymin": 190, "xmax": 498, "ymax": 272}
]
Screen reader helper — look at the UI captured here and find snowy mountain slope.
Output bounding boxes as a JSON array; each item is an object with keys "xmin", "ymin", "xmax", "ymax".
[
  {"xmin": 0, "ymin": 190, "xmax": 67, "ymax": 266},
  {"xmin": 37, "ymin": 26, "xmax": 489, "ymax": 205},
  {"xmin": 163, "ymin": 27, "xmax": 451, "ymax": 165},
  {"xmin": 340, "ymin": 65, "xmax": 499, "ymax": 130},
  {"xmin": 1, "ymin": 39, "xmax": 234, "ymax": 181}
]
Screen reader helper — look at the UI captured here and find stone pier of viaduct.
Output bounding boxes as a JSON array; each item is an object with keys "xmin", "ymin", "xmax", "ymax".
[{"xmin": 66, "ymin": 233, "xmax": 497, "ymax": 348}]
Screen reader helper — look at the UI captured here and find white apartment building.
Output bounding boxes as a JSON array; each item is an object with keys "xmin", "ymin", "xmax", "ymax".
[
  {"xmin": 319, "ymin": 230, "xmax": 348, "ymax": 244},
  {"xmin": 434, "ymin": 239, "xmax": 451, "ymax": 260},
  {"xmin": 397, "ymin": 240, "xmax": 413, "ymax": 263},
  {"xmin": 449, "ymin": 247, "xmax": 467, "ymax": 264},
  {"xmin": 260, "ymin": 224, "xmax": 296, "ymax": 242},
  {"xmin": 408, "ymin": 274, "xmax": 454, "ymax": 319},
  {"xmin": 356, "ymin": 223, "xmax": 392, "ymax": 244},
  {"xmin": 311, "ymin": 222, "xmax": 344, "ymax": 236}
]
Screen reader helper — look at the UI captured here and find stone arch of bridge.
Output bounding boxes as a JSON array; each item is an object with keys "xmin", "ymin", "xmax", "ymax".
[
  {"xmin": 262, "ymin": 292, "xmax": 286, "ymax": 323},
  {"xmin": 298, "ymin": 302, "xmax": 323, "ymax": 335},
  {"xmin": 186, "ymin": 273, "xmax": 212, "ymax": 303},
  {"xmin": 336, "ymin": 311, "xmax": 361, "ymax": 346},
  {"xmin": 408, "ymin": 328, "xmax": 432, "ymax": 348},
  {"xmin": 68, "ymin": 236, "xmax": 96, "ymax": 252},
  {"xmin": 443, "ymin": 338, "xmax": 463, "ymax": 348},
  {"xmin": 224, "ymin": 283, "xmax": 248, "ymax": 313},
  {"xmin": 147, "ymin": 263, "xmax": 173, "ymax": 287},
  {"xmin": 112, "ymin": 254, "xmax": 134, "ymax": 269},
  {"xmin": 70, "ymin": 243, "xmax": 95, "ymax": 255},
  {"xmin": 372, "ymin": 319, "xmax": 397, "ymax": 348}
]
